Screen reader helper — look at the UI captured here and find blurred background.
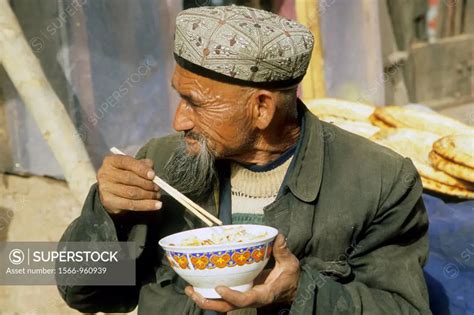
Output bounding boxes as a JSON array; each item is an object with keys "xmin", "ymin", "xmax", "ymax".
[
  {"xmin": 0, "ymin": 0, "xmax": 473, "ymax": 314},
  {"xmin": 1, "ymin": 0, "xmax": 473, "ymax": 178}
]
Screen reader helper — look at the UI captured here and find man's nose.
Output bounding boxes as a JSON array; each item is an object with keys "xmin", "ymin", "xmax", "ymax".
[{"xmin": 173, "ymin": 101, "xmax": 195, "ymax": 132}]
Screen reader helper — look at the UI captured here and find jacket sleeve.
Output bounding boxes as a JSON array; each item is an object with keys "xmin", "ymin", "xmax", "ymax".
[
  {"xmin": 291, "ymin": 158, "xmax": 431, "ymax": 315},
  {"xmin": 57, "ymin": 144, "xmax": 154, "ymax": 313},
  {"xmin": 58, "ymin": 141, "xmax": 203, "ymax": 314},
  {"xmin": 57, "ymin": 183, "xmax": 143, "ymax": 313}
]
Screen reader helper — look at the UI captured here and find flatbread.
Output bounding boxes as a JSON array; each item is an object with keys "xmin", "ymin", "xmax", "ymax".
[
  {"xmin": 369, "ymin": 114, "xmax": 395, "ymax": 129},
  {"xmin": 429, "ymin": 150, "xmax": 474, "ymax": 183},
  {"xmin": 372, "ymin": 128, "xmax": 474, "ymax": 190},
  {"xmin": 306, "ymin": 98, "xmax": 375, "ymax": 122},
  {"xmin": 433, "ymin": 134, "xmax": 474, "ymax": 168},
  {"xmin": 421, "ymin": 176, "xmax": 474, "ymax": 199},
  {"xmin": 416, "ymin": 161, "xmax": 474, "ymax": 190},
  {"xmin": 319, "ymin": 115, "xmax": 380, "ymax": 138},
  {"xmin": 373, "ymin": 106, "xmax": 474, "ymax": 136},
  {"xmin": 371, "ymin": 128, "xmax": 439, "ymax": 158}
]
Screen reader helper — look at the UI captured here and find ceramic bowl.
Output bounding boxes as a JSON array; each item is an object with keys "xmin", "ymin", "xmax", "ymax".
[{"xmin": 159, "ymin": 224, "xmax": 278, "ymax": 298}]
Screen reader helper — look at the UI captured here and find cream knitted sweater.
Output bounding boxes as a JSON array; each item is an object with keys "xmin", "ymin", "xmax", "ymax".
[
  {"xmin": 227, "ymin": 156, "xmax": 293, "ymax": 315},
  {"xmin": 230, "ymin": 156, "xmax": 293, "ymax": 225}
]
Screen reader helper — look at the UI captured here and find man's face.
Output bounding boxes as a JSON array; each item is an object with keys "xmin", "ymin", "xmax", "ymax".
[{"xmin": 171, "ymin": 64, "xmax": 255, "ymax": 158}]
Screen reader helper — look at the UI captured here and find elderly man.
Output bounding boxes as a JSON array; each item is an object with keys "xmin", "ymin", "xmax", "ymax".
[{"xmin": 59, "ymin": 5, "xmax": 431, "ymax": 315}]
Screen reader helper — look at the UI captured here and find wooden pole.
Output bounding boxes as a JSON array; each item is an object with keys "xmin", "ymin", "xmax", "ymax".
[
  {"xmin": 0, "ymin": 67, "xmax": 14, "ymax": 173},
  {"xmin": 295, "ymin": 0, "xmax": 327, "ymax": 100},
  {"xmin": 0, "ymin": 0, "xmax": 96, "ymax": 203}
]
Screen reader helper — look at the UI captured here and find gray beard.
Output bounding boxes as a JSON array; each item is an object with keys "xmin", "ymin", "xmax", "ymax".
[{"xmin": 164, "ymin": 133, "xmax": 217, "ymax": 200}]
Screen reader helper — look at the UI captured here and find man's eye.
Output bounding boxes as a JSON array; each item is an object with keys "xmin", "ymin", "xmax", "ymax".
[{"xmin": 186, "ymin": 101, "xmax": 199, "ymax": 109}]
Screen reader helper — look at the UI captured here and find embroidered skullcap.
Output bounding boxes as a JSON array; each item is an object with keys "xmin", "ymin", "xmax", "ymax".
[{"xmin": 174, "ymin": 5, "xmax": 314, "ymax": 89}]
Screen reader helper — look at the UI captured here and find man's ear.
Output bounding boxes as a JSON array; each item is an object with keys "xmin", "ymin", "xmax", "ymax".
[{"xmin": 251, "ymin": 90, "xmax": 276, "ymax": 130}]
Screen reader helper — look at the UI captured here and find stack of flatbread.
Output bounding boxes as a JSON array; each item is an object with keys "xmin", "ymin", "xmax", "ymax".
[
  {"xmin": 306, "ymin": 98, "xmax": 474, "ymax": 198},
  {"xmin": 372, "ymin": 129, "xmax": 474, "ymax": 199},
  {"xmin": 306, "ymin": 98, "xmax": 380, "ymax": 138},
  {"xmin": 369, "ymin": 106, "xmax": 474, "ymax": 198},
  {"xmin": 428, "ymin": 135, "xmax": 474, "ymax": 192}
]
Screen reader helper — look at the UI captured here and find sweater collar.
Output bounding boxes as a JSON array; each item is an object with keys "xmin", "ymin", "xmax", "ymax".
[{"xmin": 235, "ymin": 144, "xmax": 296, "ymax": 173}]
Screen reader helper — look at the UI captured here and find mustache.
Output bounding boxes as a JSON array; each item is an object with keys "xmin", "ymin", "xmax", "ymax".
[
  {"xmin": 184, "ymin": 131, "xmax": 218, "ymax": 157},
  {"xmin": 185, "ymin": 131, "xmax": 203, "ymax": 141}
]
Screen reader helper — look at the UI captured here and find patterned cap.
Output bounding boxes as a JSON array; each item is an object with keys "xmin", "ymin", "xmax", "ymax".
[{"xmin": 174, "ymin": 5, "xmax": 314, "ymax": 89}]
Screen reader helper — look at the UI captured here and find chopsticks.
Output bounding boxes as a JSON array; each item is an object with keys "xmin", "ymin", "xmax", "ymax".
[{"xmin": 110, "ymin": 147, "xmax": 223, "ymax": 227}]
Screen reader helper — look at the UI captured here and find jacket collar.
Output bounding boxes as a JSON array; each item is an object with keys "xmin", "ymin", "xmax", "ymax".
[{"xmin": 285, "ymin": 99, "xmax": 324, "ymax": 202}]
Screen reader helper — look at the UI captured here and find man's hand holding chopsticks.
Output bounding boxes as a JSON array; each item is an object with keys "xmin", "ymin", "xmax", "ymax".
[{"xmin": 97, "ymin": 155, "xmax": 162, "ymax": 214}]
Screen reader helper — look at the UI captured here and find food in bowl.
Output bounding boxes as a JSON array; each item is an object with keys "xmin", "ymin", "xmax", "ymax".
[
  {"xmin": 176, "ymin": 226, "xmax": 269, "ymax": 246},
  {"xmin": 159, "ymin": 224, "xmax": 278, "ymax": 298}
]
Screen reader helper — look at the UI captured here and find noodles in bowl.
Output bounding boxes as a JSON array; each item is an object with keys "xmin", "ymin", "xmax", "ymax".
[{"xmin": 174, "ymin": 226, "xmax": 269, "ymax": 246}]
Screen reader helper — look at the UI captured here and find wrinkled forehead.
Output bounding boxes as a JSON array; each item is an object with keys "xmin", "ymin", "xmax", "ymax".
[
  {"xmin": 172, "ymin": 64, "xmax": 203, "ymax": 88},
  {"xmin": 171, "ymin": 64, "xmax": 242, "ymax": 97}
]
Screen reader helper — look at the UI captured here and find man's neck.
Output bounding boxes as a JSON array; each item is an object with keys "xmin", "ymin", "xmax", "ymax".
[{"xmin": 228, "ymin": 119, "xmax": 301, "ymax": 166}]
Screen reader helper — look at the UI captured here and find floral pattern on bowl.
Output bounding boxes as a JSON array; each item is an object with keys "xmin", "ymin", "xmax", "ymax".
[{"xmin": 166, "ymin": 241, "xmax": 274, "ymax": 270}]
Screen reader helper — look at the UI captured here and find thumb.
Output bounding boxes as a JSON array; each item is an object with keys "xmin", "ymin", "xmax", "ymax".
[
  {"xmin": 142, "ymin": 159, "xmax": 154, "ymax": 167},
  {"xmin": 272, "ymin": 234, "xmax": 292, "ymax": 262}
]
